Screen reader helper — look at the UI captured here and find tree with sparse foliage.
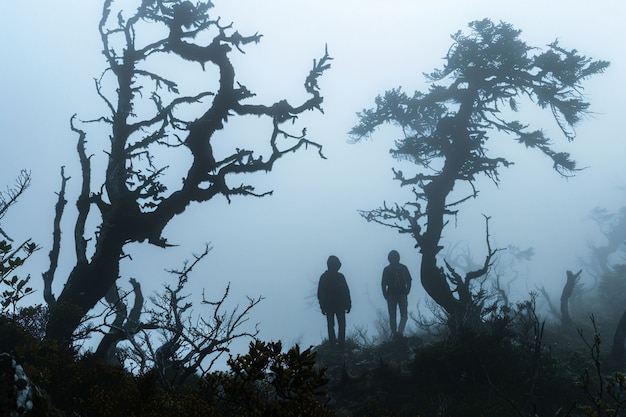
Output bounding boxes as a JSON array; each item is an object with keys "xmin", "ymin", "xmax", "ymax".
[
  {"xmin": 350, "ymin": 19, "xmax": 608, "ymax": 326},
  {"xmin": 43, "ymin": 0, "xmax": 331, "ymax": 346},
  {"xmin": 1, "ymin": 170, "xmax": 38, "ymax": 315}
]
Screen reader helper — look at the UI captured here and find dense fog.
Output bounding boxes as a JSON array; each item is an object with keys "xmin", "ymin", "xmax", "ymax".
[{"xmin": 1, "ymin": 1, "xmax": 625, "ymax": 363}]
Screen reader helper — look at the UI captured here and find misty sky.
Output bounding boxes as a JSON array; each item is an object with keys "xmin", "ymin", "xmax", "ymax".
[{"xmin": 1, "ymin": 1, "xmax": 625, "ymax": 357}]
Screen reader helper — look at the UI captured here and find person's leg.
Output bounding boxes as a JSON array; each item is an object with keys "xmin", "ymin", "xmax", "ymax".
[
  {"xmin": 337, "ymin": 311, "xmax": 346, "ymax": 349},
  {"xmin": 387, "ymin": 297, "xmax": 398, "ymax": 336},
  {"xmin": 398, "ymin": 295, "xmax": 408, "ymax": 336},
  {"xmin": 326, "ymin": 312, "xmax": 336, "ymax": 343}
]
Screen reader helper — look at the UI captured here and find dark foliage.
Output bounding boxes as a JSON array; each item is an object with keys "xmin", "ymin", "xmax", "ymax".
[
  {"xmin": 204, "ymin": 340, "xmax": 332, "ymax": 416},
  {"xmin": 351, "ymin": 18, "xmax": 608, "ymax": 324},
  {"xmin": 5, "ymin": 298, "xmax": 626, "ymax": 416},
  {"xmin": 1, "ymin": 314, "xmax": 333, "ymax": 416},
  {"xmin": 1, "ymin": 170, "xmax": 38, "ymax": 316},
  {"xmin": 314, "ymin": 296, "xmax": 590, "ymax": 417}
]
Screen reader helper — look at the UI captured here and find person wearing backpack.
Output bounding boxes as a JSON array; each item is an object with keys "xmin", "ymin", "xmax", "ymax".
[
  {"xmin": 317, "ymin": 255, "xmax": 351, "ymax": 349},
  {"xmin": 381, "ymin": 250, "xmax": 412, "ymax": 338}
]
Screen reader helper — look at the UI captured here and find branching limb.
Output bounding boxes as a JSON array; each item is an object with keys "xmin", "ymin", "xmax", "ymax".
[
  {"xmin": 444, "ymin": 215, "xmax": 501, "ymax": 308},
  {"xmin": 41, "ymin": 167, "xmax": 70, "ymax": 306},
  {"xmin": 211, "ymin": 121, "xmax": 325, "ymax": 202},
  {"xmin": 71, "ymin": 116, "xmax": 93, "ymax": 265},
  {"xmin": 0, "ymin": 170, "xmax": 31, "ymax": 225},
  {"xmin": 114, "ymin": 244, "xmax": 262, "ymax": 388},
  {"xmin": 358, "ymin": 201, "xmax": 417, "ymax": 235},
  {"xmin": 536, "ymin": 285, "xmax": 560, "ymax": 320},
  {"xmin": 465, "ymin": 215, "xmax": 501, "ymax": 282},
  {"xmin": 94, "ymin": 278, "xmax": 152, "ymax": 363},
  {"xmin": 235, "ymin": 46, "xmax": 332, "ymax": 118}
]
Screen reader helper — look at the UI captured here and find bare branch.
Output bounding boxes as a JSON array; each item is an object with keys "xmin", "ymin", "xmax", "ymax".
[
  {"xmin": 71, "ymin": 116, "xmax": 92, "ymax": 265},
  {"xmin": 41, "ymin": 167, "xmax": 70, "ymax": 306},
  {"xmin": 0, "ymin": 169, "xmax": 31, "ymax": 226}
]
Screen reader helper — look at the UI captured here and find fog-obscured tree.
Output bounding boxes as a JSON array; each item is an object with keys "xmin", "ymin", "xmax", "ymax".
[
  {"xmin": 598, "ymin": 265, "xmax": 626, "ymax": 316},
  {"xmin": 612, "ymin": 296, "xmax": 626, "ymax": 362},
  {"xmin": 350, "ymin": 19, "xmax": 608, "ymax": 326},
  {"xmin": 560, "ymin": 269, "xmax": 582, "ymax": 327},
  {"xmin": 572, "ymin": 207, "xmax": 626, "ymax": 328},
  {"xmin": 603, "ymin": 264, "xmax": 626, "ymax": 362},
  {"xmin": 581, "ymin": 206, "xmax": 626, "ymax": 286},
  {"xmin": 43, "ymin": 0, "xmax": 331, "ymax": 346}
]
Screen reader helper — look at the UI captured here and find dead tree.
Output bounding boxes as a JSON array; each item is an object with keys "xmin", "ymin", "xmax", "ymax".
[
  {"xmin": 612, "ymin": 306, "xmax": 626, "ymax": 362},
  {"xmin": 560, "ymin": 269, "xmax": 582, "ymax": 326},
  {"xmin": 43, "ymin": 0, "xmax": 331, "ymax": 346}
]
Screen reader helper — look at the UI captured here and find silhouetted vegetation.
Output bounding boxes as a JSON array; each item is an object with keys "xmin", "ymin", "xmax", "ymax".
[
  {"xmin": 5, "ymin": 288, "xmax": 626, "ymax": 416},
  {"xmin": 3, "ymin": 2, "xmax": 625, "ymax": 416},
  {"xmin": 42, "ymin": 0, "xmax": 331, "ymax": 347},
  {"xmin": 2, "ymin": 179, "xmax": 626, "ymax": 414},
  {"xmin": 351, "ymin": 19, "xmax": 609, "ymax": 328},
  {"xmin": 1, "ymin": 170, "xmax": 38, "ymax": 316}
]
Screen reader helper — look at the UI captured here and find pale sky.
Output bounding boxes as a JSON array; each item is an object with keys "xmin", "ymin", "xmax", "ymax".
[{"xmin": 1, "ymin": 1, "xmax": 625, "ymax": 359}]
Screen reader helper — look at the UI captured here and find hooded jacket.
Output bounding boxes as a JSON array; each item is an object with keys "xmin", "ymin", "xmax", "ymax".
[{"xmin": 317, "ymin": 256, "xmax": 351, "ymax": 313}]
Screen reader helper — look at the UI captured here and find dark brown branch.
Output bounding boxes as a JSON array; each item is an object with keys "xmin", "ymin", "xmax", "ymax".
[
  {"xmin": 465, "ymin": 215, "xmax": 500, "ymax": 282},
  {"xmin": 94, "ymin": 73, "xmax": 116, "ymax": 117},
  {"xmin": 41, "ymin": 167, "xmax": 70, "ymax": 306},
  {"xmin": 94, "ymin": 277, "xmax": 147, "ymax": 363},
  {"xmin": 125, "ymin": 91, "xmax": 215, "ymax": 143},
  {"xmin": 71, "ymin": 115, "xmax": 93, "ymax": 265},
  {"xmin": 234, "ymin": 48, "xmax": 331, "ymax": 119},
  {"xmin": 444, "ymin": 215, "xmax": 500, "ymax": 308}
]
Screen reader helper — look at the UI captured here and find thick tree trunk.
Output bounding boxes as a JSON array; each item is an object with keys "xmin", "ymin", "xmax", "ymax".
[
  {"xmin": 418, "ymin": 117, "xmax": 473, "ymax": 325},
  {"xmin": 612, "ymin": 306, "xmax": 626, "ymax": 362},
  {"xmin": 560, "ymin": 269, "xmax": 581, "ymax": 327},
  {"xmin": 94, "ymin": 278, "xmax": 144, "ymax": 363},
  {"xmin": 45, "ymin": 229, "xmax": 125, "ymax": 346},
  {"xmin": 420, "ymin": 256, "xmax": 463, "ymax": 317}
]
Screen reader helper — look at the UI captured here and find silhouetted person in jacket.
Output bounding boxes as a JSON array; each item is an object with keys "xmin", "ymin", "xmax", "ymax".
[
  {"xmin": 317, "ymin": 255, "xmax": 351, "ymax": 348},
  {"xmin": 381, "ymin": 250, "xmax": 412, "ymax": 338}
]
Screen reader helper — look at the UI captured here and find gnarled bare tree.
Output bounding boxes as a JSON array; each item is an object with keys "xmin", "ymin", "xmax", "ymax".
[
  {"xmin": 350, "ymin": 19, "xmax": 607, "ymax": 326},
  {"xmin": 43, "ymin": 0, "xmax": 331, "ymax": 346}
]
